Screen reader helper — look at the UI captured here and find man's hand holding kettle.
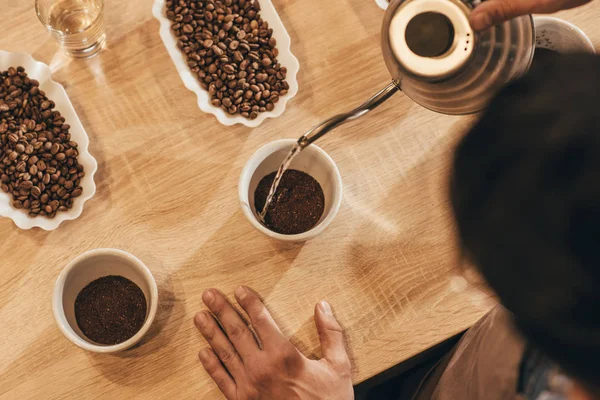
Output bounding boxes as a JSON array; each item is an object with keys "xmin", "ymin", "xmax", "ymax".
[{"xmin": 470, "ymin": 0, "xmax": 593, "ymax": 30}]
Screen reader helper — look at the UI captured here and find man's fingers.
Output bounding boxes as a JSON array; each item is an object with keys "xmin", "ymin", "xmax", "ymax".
[
  {"xmin": 194, "ymin": 311, "xmax": 245, "ymax": 379},
  {"xmin": 234, "ymin": 286, "xmax": 285, "ymax": 346},
  {"xmin": 470, "ymin": 0, "xmax": 591, "ymax": 31},
  {"xmin": 470, "ymin": 0, "xmax": 535, "ymax": 31},
  {"xmin": 203, "ymin": 289, "xmax": 259, "ymax": 360},
  {"xmin": 314, "ymin": 301, "xmax": 351, "ymax": 370},
  {"xmin": 198, "ymin": 348, "xmax": 238, "ymax": 400}
]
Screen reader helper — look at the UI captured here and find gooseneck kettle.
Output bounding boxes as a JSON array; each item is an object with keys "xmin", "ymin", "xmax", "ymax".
[{"xmin": 298, "ymin": 0, "xmax": 535, "ymax": 148}]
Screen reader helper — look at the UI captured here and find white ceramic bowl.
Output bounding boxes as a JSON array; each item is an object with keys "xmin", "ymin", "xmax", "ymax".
[
  {"xmin": 534, "ymin": 16, "xmax": 595, "ymax": 54},
  {"xmin": 375, "ymin": 0, "xmax": 389, "ymax": 10},
  {"xmin": 152, "ymin": 0, "xmax": 300, "ymax": 127},
  {"xmin": 53, "ymin": 249, "xmax": 159, "ymax": 353},
  {"xmin": 0, "ymin": 51, "xmax": 98, "ymax": 230},
  {"xmin": 239, "ymin": 139, "xmax": 343, "ymax": 242}
]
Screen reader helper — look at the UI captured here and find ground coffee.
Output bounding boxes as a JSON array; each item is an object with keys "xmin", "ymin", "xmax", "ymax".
[
  {"xmin": 75, "ymin": 276, "xmax": 147, "ymax": 345},
  {"xmin": 254, "ymin": 169, "xmax": 325, "ymax": 235},
  {"xmin": 530, "ymin": 47, "xmax": 558, "ymax": 71}
]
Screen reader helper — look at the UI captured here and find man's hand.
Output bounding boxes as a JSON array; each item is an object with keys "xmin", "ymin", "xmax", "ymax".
[
  {"xmin": 194, "ymin": 287, "xmax": 354, "ymax": 400},
  {"xmin": 470, "ymin": 0, "xmax": 592, "ymax": 31}
]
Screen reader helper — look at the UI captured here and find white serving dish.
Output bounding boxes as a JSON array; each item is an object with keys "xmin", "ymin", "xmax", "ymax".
[
  {"xmin": 0, "ymin": 51, "xmax": 98, "ymax": 231},
  {"xmin": 152, "ymin": 0, "xmax": 300, "ymax": 127},
  {"xmin": 375, "ymin": 0, "xmax": 389, "ymax": 10}
]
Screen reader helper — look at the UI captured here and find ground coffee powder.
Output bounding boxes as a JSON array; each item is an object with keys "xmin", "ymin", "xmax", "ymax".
[
  {"xmin": 530, "ymin": 47, "xmax": 558, "ymax": 71},
  {"xmin": 75, "ymin": 276, "xmax": 147, "ymax": 345},
  {"xmin": 254, "ymin": 169, "xmax": 325, "ymax": 235}
]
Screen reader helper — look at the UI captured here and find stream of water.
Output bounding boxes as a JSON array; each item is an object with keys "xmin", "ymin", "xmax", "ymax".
[{"xmin": 258, "ymin": 142, "xmax": 303, "ymax": 223}]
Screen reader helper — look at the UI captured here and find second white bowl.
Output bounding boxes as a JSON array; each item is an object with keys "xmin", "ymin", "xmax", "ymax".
[
  {"xmin": 239, "ymin": 139, "xmax": 343, "ymax": 242},
  {"xmin": 52, "ymin": 249, "xmax": 159, "ymax": 353},
  {"xmin": 534, "ymin": 16, "xmax": 595, "ymax": 54}
]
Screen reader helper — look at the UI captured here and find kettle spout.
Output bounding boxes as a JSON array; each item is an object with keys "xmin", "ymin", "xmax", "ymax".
[{"xmin": 298, "ymin": 81, "xmax": 401, "ymax": 148}]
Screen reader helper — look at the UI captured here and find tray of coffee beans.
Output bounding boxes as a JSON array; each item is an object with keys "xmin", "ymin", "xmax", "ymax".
[
  {"xmin": 152, "ymin": 0, "xmax": 299, "ymax": 127},
  {"xmin": 0, "ymin": 51, "xmax": 97, "ymax": 230}
]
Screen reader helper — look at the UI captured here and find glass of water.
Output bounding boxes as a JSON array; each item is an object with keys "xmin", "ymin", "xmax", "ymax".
[{"xmin": 36, "ymin": 0, "xmax": 106, "ymax": 58}]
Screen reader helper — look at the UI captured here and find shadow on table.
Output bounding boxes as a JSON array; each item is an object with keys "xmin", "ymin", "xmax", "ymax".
[{"xmin": 177, "ymin": 209, "xmax": 305, "ymax": 294}]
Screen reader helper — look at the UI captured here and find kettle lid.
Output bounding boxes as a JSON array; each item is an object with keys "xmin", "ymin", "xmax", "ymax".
[{"xmin": 389, "ymin": 0, "xmax": 475, "ymax": 79}]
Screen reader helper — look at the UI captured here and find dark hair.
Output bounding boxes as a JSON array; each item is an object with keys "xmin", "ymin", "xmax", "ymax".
[{"xmin": 451, "ymin": 53, "xmax": 600, "ymax": 390}]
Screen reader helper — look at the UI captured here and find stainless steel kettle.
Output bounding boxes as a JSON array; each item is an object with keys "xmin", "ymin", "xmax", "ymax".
[{"xmin": 298, "ymin": 0, "xmax": 535, "ymax": 147}]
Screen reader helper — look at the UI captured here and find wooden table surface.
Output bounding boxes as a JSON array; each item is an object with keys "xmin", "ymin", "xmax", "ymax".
[{"xmin": 1, "ymin": 1, "xmax": 598, "ymax": 399}]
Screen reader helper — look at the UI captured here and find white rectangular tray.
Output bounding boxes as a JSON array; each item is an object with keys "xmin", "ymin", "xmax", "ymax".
[
  {"xmin": 152, "ymin": 0, "xmax": 300, "ymax": 128},
  {"xmin": 0, "ymin": 51, "xmax": 97, "ymax": 231}
]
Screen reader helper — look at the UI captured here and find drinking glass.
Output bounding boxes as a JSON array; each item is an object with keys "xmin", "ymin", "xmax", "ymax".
[{"xmin": 36, "ymin": 0, "xmax": 106, "ymax": 58}]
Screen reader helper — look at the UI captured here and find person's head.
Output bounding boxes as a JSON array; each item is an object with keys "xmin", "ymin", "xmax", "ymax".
[{"xmin": 451, "ymin": 53, "xmax": 600, "ymax": 399}]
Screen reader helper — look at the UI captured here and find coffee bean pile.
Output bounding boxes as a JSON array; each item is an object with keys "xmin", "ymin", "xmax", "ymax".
[
  {"xmin": 0, "ymin": 67, "xmax": 85, "ymax": 218},
  {"xmin": 166, "ymin": 0, "xmax": 290, "ymax": 120}
]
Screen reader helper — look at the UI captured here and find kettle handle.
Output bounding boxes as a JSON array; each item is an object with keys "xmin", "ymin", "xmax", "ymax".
[{"xmin": 298, "ymin": 80, "xmax": 401, "ymax": 148}]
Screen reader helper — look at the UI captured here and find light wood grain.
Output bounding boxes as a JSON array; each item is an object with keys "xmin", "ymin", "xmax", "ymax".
[{"xmin": 0, "ymin": 1, "xmax": 597, "ymax": 399}]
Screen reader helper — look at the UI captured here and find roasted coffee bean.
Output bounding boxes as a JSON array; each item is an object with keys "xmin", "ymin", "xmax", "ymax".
[
  {"xmin": 256, "ymin": 73, "xmax": 268, "ymax": 82},
  {"xmin": 21, "ymin": 181, "xmax": 33, "ymax": 190},
  {"xmin": 0, "ymin": 67, "xmax": 84, "ymax": 218},
  {"xmin": 212, "ymin": 45, "xmax": 224, "ymax": 57},
  {"xmin": 166, "ymin": 0, "xmax": 289, "ymax": 119}
]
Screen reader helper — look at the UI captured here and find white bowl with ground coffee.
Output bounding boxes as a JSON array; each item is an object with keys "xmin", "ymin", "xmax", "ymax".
[
  {"xmin": 53, "ymin": 248, "xmax": 158, "ymax": 353},
  {"xmin": 239, "ymin": 139, "xmax": 343, "ymax": 242}
]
